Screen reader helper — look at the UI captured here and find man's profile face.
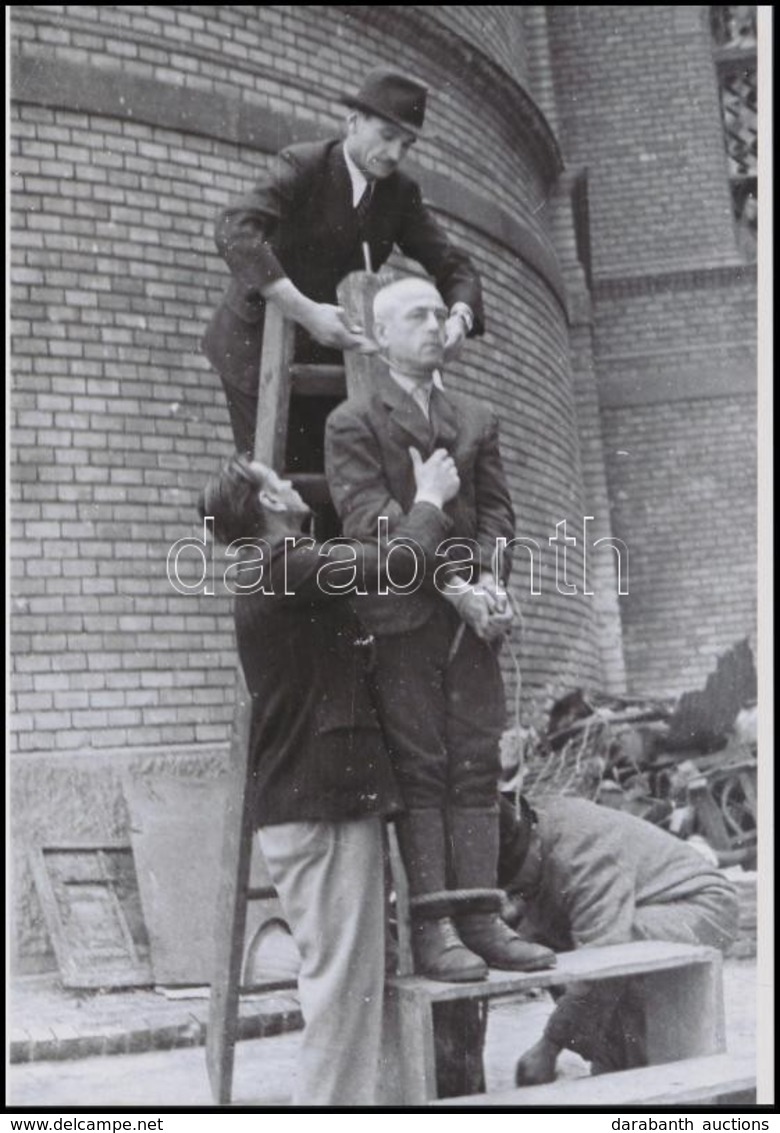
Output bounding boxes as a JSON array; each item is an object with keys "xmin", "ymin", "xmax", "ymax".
[
  {"xmin": 250, "ymin": 462, "xmax": 310, "ymax": 519},
  {"xmin": 375, "ymin": 281, "xmax": 447, "ymax": 375},
  {"xmin": 345, "ymin": 112, "xmax": 415, "ymax": 180}
]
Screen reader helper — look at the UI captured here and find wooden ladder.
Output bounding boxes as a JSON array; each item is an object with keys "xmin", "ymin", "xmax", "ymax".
[{"xmin": 205, "ymin": 273, "xmax": 384, "ymax": 1106}]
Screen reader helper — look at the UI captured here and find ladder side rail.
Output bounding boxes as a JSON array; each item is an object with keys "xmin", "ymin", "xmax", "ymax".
[{"xmin": 205, "ymin": 306, "xmax": 295, "ymax": 1105}]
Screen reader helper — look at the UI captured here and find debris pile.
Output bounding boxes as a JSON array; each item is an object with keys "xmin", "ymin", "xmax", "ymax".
[{"xmin": 500, "ymin": 639, "xmax": 758, "ymax": 870}]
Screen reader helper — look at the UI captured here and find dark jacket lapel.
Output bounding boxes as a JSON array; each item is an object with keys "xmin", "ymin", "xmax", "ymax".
[
  {"xmin": 429, "ymin": 384, "xmax": 459, "ymax": 448},
  {"xmin": 322, "ymin": 144, "xmax": 361, "ymax": 238}
]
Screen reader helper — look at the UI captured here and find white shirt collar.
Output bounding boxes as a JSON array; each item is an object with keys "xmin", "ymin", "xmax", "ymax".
[
  {"xmin": 389, "ymin": 370, "xmax": 431, "ymax": 418},
  {"xmin": 343, "ymin": 143, "xmax": 368, "ymax": 207},
  {"xmin": 388, "ymin": 368, "xmax": 445, "ymax": 395},
  {"xmin": 388, "ymin": 369, "xmax": 446, "ymax": 420}
]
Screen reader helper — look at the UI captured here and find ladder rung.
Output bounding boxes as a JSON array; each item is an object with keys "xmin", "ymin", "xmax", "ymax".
[
  {"xmin": 290, "ymin": 365, "xmax": 346, "ymax": 398},
  {"xmin": 246, "ymin": 887, "xmax": 277, "ymax": 901},
  {"xmin": 288, "ymin": 472, "xmax": 332, "ymax": 506}
]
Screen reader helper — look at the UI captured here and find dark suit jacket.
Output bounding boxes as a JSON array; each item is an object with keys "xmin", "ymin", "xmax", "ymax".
[
  {"xmin": 203, "ymin": 139, "xmax": 484, "ymax": 390},
  {"xmin": 235, "ymin": 501, "xmax": 452, "ymax": 826},
  {"xmin": 324, "ymin": 369, "xmax": 515, "ymax": 635}
]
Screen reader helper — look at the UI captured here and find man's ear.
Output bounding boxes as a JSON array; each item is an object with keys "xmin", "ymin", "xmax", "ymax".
[
  {"xmin": 258, "ymin": 488, "xmax": 285, "ymax": 513},
  {"xmin": 374, "ymin": 320, "xmax": 389, "ymax": 349}
]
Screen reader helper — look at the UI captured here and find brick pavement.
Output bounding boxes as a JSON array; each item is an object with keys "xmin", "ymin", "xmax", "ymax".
[{"xmin": 10, "ymin": 973, "xmax": 302, "ymax": 1064}]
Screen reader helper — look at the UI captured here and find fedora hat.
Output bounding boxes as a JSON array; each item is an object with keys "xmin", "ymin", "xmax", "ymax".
[{"xmin": 343, "ymin": 67, "xmax": 427, "ymax": 136}]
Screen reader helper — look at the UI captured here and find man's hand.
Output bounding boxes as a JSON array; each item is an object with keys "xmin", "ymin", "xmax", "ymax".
[
  {"xmin": 476, "ymin": 570, "xmax": 509, "ymax": 615},
  {"xmin": 458, "ymin": 587, "xmax": 495, "ymax": 640},
  {"xmin": 444, "ymin": 584, "xmax": 512, "ymax": 641},
  {"xmin": 443, "ymin": 314, "xmax": 467, "ymax": 362},
  {"xmin": 515, "ymin": 1037, "xmax": 560, "ymax": 1087},
  {"xmin": 304, "ymin": 303, "xmax": 377, "ymax": 354},
  {"xmin": 410, "ymin": 446, "xmax": 460, "ymax": 509},
  {"xmin": 263, "ymin": 280, "xmax": 377, "ymax": 354}
]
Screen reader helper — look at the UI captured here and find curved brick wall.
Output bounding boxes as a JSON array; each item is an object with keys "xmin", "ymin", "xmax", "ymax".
[
  {"xmin": 10, "ymin": 4, "xmax": 601, "ymax": 771},
  {"xmin": 423, "ymin": 5, "xmax": 532, "ymax": 91}
]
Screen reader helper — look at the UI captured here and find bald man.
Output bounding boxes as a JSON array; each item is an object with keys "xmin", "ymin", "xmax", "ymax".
[{"xmin": 324, "ymin": 277, "xmax": 555, "ymax": 983}]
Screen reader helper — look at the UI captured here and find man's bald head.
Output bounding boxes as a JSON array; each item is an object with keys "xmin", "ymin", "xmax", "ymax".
[
  {"xmin": 373, "ymin": 277, "xmax": 443, "ymax": 328},
  {"xmin": 372, "ymin": 277, "xmax": 447, "ymax": 378}
]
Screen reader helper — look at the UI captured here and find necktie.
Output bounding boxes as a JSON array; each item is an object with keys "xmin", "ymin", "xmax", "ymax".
[
  {"xmin": 411, "ymin": 383, "xmax": 431, "ymax": 421},
  {"xmin": 354, "ymin": 183, "xmax": 373, "ymax": 227}
]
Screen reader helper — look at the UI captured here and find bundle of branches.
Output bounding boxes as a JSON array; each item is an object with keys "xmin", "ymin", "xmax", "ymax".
[{"xmin": 500, "ymin": 689, "xmax": 673, "ymax": 807}]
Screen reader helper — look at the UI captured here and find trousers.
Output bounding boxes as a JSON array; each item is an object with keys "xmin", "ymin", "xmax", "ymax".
[
  {"xmin": 219, "ymin": 378, "xmax": 257, "ymax": 457},
  {"xmin": 373, "ymin": 602, "xmax": 506, "ymax": 809},
  {"xmin": 257, "ymin": 816, "xmax": 386, "ymax": 1106},
  {"xmin": 545, "ymin": 885, "xmax": 740, "ymax": 1071}
]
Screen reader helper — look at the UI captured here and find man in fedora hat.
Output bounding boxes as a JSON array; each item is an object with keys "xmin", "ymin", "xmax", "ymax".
[{"xmin": 203, "ymin": 66, "xmax": 485, "ymax": 455}]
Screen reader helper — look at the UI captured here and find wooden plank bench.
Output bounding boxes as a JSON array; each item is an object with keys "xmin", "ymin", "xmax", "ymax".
[
  {"xmin": 389, "ymin": 939, "xmax": 727, "ymax": 1105},
  {"xmin": 429, "ymin": 1052, "xmax": 757, "ymax": 1107}
]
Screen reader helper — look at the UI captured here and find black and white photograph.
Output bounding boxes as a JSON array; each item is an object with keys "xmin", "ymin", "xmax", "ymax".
[{"xmin": 7, "ymin": 4, "xmax": 772, "ymax": 1114}]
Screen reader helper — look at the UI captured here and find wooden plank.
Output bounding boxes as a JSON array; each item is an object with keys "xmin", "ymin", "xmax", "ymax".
[
  {"xmin": 396, "ymin": 985, "xmax": 439, "ymax": 1105},
  {"xmin": 29, "ymin": 845, "xmax": 153, "ymax": 989},
  {"xmin": 393, "ymin": 940, "xmax": 720, "ymax": 1005},
  {"xmin": 337, "ymin": 271, "xmax": 391, "ymax": 398},
  {"xmin": 254, "ymin": 304, "xmax": 295, "ymax": 468},
  {"xmin": 429, "ymin": 1052, "xmax": 756, "ymax": 1107},
  {"xmin": 204, "ymin": 666, "xmax": 256, "ymax": 1105},
  {"xmin": 643, "ymin": 949, "xmax": 725, "ymax": 1062}
]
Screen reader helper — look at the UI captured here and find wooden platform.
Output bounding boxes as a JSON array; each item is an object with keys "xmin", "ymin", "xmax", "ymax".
[
  {"xmin": 392, "ymin": 939, "xmax": 723, "ymax": 1003},
  {"xmin": 389, "ymin": 940, "xmax": 727, "ymax": 1105},
  {"xmin": 430, "ymin": 1052, "xmax": 757, "ymax": 1107}
]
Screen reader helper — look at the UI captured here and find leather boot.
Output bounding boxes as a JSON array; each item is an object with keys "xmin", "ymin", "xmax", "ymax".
[
  {"xmin": 394, "ymin": 810, "xmax": 487, "ymax": 982},
  {"xmin": 412, "ymin": 915, "xmax": 488, "ymax": 983},
  {"xmin": 449, "ymin": 806, "xmax": 557, "ymax": 972},
  {"xmin": 457, "ymin": 912, "xmax": 556, "ymax": 971}
]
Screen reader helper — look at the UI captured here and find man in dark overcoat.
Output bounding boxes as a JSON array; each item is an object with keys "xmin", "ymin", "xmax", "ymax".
[
  {"xmin": 200, "ymin": 446, "xmax": 460, "ymax": 1104},
  {"xmin": 203, "ymin": 66, "xmax": 484, "ymax": 454}
]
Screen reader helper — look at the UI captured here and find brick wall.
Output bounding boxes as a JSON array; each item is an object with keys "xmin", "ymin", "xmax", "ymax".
[
  {"xmin": 14, "ymin": 5, "xmax": 555, "ymax": 234},
  {"xmin": 548, "ymin": 5, "xmax": 758, "ymax": 695},
  {"xmin": 10, "ymin": 5, "xmax": 604, "ymax": 773},
  {"xmin": 548, "ymin": 5, "xmax": 737, "ymax": 275},
  {"xmin": 602, "ymin": 393, "xmax": 757, "ymax": 695},
  {"xmin": 425, "ymin": 6, "xmax": 531, "ymax": 90}
]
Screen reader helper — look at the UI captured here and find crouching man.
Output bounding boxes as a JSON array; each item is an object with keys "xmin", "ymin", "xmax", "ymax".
[
  {"xmin": 498, "ymin": 795, "xmax": 740, "ymax": 1084},
  {"xmin": 199, "ymin": 449, "xmax": 459, "ymax": 1106}
]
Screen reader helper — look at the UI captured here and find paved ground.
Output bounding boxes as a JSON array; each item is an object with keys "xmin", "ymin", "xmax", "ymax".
[
  {"xmin": 10, "ymin": 977, "xmax": 302, "ymax": 1064},
  {"xmin": 6, "ymin": 958, "xmax": 759, "ymax": 1108}
]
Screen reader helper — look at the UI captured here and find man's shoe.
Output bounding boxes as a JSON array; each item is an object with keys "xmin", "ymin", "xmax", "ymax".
[
  {"xmin": 457, "ymin": 913, "xmax": 557, "ymax": 972},
  {"xmin": 412, "ymin": 916, "xmax": 488, "ymax": 982}
]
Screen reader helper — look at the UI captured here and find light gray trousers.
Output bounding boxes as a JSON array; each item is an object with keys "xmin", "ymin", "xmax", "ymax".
[{"xmin": 258, "ymin": 816, "xmax": 386, "ymax": 1106}]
